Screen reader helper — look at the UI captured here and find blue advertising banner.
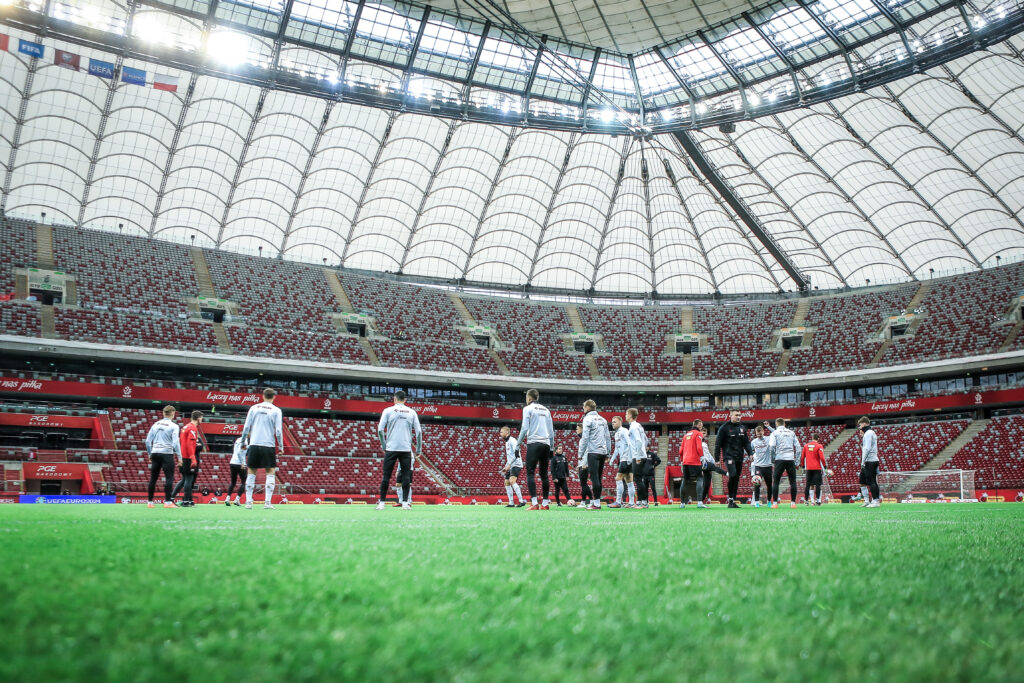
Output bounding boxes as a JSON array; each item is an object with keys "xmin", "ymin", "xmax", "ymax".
[
  {"xmin": 88, "ymin": 58, "xmax": 115, "ymax": 79},
  {"xmin": 19, "ymin": 495, "xmax": 117, "ymax": 504},
  {"xmin": 121, "ymin": 66, "xmax": 146, "ymax": 86},
  {"xmin": 18, "ymin": 39, "xmax": 44, "ymax": 59}
]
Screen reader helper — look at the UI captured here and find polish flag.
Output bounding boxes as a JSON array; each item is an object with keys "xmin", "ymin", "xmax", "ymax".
[{"xmin": 153, "ymin": 74, "xmax": 178, "ymax": 92}]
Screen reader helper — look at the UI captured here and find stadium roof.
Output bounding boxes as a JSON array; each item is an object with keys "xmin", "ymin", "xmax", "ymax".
[{"xmin": 1, "ymin": 1, "xmax": 1023, "ymax": 295}]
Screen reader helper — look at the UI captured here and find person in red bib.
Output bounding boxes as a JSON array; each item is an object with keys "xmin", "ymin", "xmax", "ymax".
[
  {"xmin": 799, "ymin": 434, "xmax": 829, "ymax": 506},
  {"xmin": 679, "ymin": 419, "xmax": 705, "ymax": 508},
  {"xmin": 177, "ymin": 410, "xmax": 204, "ymax": 507}
]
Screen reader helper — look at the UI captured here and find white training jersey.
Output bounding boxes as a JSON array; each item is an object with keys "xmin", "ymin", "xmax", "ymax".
[
  {"xmin": 750, "ymin": 435, "xmax": 773, "ymax": 470},
  {"xmin": 769, "ymin": 426, "xmax": 800, "ymax": 461},
  {"xmin": 241, "ymin": 401, "xmax": 283, "ymax": 450},
  {"xmin": 230, "ymin": 437, "xmax": 247, "ymax": 466},
  {"xmin": 579, "ymin": 411, "xmax": 610, "ymax": 456},
  {"xmin": 503, "ymin": 435, "xmax": 523, "ymax": 469},
  {"xmin": 612, "ymin": 426, "xmax": 632, "ymax": 465},
  {"xmin": 378, "ymin": 403, "xmax": 423, "ymax": 453},
  {"xmin": 146, "ymin": 418, "xmax": 181, "ymax": 455},
  {"xmin": 861, "ymin": 428, "xmax": 878, "ymax": 464},
  {"xmin": 629, "ymin": 421, "xmax": 649, "ymax": 461},
  {"xmin": 521, "ymin": 402, "xmax": 555, "ymax": 448},
  {"xmin": 701, "ymin": 440, "xmax": 714, "ymax": 466}
]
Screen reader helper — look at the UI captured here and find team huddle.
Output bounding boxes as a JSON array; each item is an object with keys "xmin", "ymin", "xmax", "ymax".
[{"xmin": 145, "ymin": 387, "xmax": 882, "ymax": 509}]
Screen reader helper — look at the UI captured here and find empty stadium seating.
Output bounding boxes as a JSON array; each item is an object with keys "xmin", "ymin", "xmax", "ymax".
[
  {"xmin": 464, "ymin": 298, "xmax": 588, "ymax": 378},
  {"xmin": 786, "ymin": 285, "xmax": 917, "ymax": 375},
  {"xmin": 576, "ymin": 305, "xmax": 684, "ymax": 380},
  {"xmin": 882, "ymin": 267, "xmax": 1024, "ymax": 366},
  {"xmin": 371, "ymin": 339, "xmax": 498, "ymax": 375},
  {"xmin": 227, "ymin": 325, "xmax": 368, "ymax": 364},
  {"xmin": 944, "ymin": 415, "xmax": 1024, "ymax": 488},
  {"xmin": 0, "ymin": 218, "xmax": 34, "ymax": 295},
  {"xmin": 341, "ymin": 274, "xmax": 466, "ymax": 344},
  {"xmin": 692, "ymin": 302, "xmax": 795, "ymax": 379},
  {"xmin": 3, "ymin": 223, "xmax": 1024, "ymax": 381},
  {"xmin": 54, "ymin": 308, "xmax": 220, "ymax": 353},
  {"xmin": 0, "ymin": 300, "xmax": 41, "ymax": 337},
  {"xmin": 53, "ymin": 226, "xmax": 197, "ymax": 316},
  {"xmin": 205, "ymin": 250, "xmax": 340, "ymax": 332}
]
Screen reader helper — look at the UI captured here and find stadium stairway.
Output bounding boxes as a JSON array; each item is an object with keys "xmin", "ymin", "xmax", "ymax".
[
  {"xmin": 212, "ymin": 322, "xmax": 232, "ymax": 354},
  {"xmin": 40, "ymin": 304, "xmax": 55, "ymax": 338},
  {"xmin": 824, "ymin": 427, "xmax": 858, "ymax": 460},
  {"xmin": 874, "ymin": 281, "xmax": 931, "ymax": 367},
  {"xmin": 562, "ymin": 306, "xmax": 602, "ymax": 380},
  {"xmin": 414, "ymin": 452, "xmax": 457, "ymax": 497},
  {"xmin": 1000, "ymin": 321, "xmax": 1023, "ymax": 351},
  {"xmin": 324, "ymin": 269, "xmax": 355, "ymax": 313},
  {"xmin": 35, "ymin": 223, "xmax": 54, "ymax": 269},
  {"xmin": 776, "ymin": 297, "xmax": 811, "ymax": 374},
  {"xmin": 189, "ymin": 248, "xmax": 216, "ymax": 299},
  {"xmin": 922, "ymin": 419, "xmax": 991, "ymax": 471}
]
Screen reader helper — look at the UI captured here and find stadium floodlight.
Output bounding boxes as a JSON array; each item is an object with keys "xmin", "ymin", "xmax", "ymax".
[
  {"xmin": 207, "ymin": 31, "xmax": 249, "ymax": 67},
  {"xmin": 600, "ymin": 108, "xmax": 615, "ymax": 123}
]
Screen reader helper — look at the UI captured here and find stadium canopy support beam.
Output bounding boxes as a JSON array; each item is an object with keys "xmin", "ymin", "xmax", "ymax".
[{"xmin": 671, "ymin": 130, "xmax": 809, "ymax": 291}]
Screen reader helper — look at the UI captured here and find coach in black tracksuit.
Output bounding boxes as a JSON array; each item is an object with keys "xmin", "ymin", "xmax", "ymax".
[
  {"xmin": 551, "ymin": 446, "xmax": 571, "ymax": 506},
  {"xmin": 643, "ymin": 450, "xmax": 661, "ymax": 505},
  {"xmin": 716, "ymin": 410, "xmax": 752, "ymax": 508}
]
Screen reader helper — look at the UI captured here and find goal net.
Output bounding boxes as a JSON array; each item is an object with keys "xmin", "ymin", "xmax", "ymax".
[{"xmin": 876, "ymin": 469, "xmax": 977, "ymax": 501}]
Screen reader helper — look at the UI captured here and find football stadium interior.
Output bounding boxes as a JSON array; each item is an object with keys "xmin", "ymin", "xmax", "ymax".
[{"xmin": 1, "ymin": 0, "xmax": 1023, "ymax": 679}]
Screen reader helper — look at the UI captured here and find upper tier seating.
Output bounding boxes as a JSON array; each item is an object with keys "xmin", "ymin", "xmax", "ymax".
[
  {"xmin": 0, "ymin": 218, "xmax": 34, "ymax": 294},
  {"xmin": 53, "ymin": 226, "xmax": 197, "ymax": 316},
  {"xmin": 341, "ymin": 274, "xmax": 465, "ymax": 344},
  {"xmin": 786, "ymin": 285, "xmax": 917, "ymax": 375},
  {"xmin": 2, "ymin": 223, "xmax": 1023, "ymax": 381},
  {"xmin": 692, "ymin": 302, "xmax": 795, "ymax": 379},
  {"xmin": 205, "ymin": 250, "xmax": 339, "ymax": 332},
  {"xmin": 943, "ymin": 415, "xmax": 1024, "ymax": 488},
  {"xmin": 0, "ymin": 300, "xmax": 41, "ymax": 337},
  {"xmin": 576, "ymin": 305, "xmax": 684, "ymax": 380},
  {"xmin": 463, "ymin": 298, "xmax": 589, "ymax": 378},
  {"xmin": 882, "ymin": 266, "xmax": 1024, "ymax": 366}
]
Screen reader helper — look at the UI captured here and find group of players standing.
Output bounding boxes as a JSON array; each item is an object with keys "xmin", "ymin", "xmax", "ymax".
[{"xmin": 144, "ymin": 386, "xmax": 882, "ymax": 510}]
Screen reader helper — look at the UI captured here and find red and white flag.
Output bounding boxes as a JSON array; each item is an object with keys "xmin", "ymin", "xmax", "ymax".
[
  {"xmin": 0, "ymin": 34, "xmax": 9, "ymax": 52},
  {"xmin": 153, "ymin": 74, "xmax": 178, "ymax": 92}
]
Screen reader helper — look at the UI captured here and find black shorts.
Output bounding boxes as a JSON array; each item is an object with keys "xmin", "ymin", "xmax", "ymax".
[
  {"xmin": 247, "ymin": 445, "xmax": 277, "ymax": 470},
  {"xmin": 508, "ymin": 466, "xmax": 522, "ymax": 479},
  {"xmin": 806, "ymin": 470, "xmax": 823, "ymax": 486},
  {"xmin": 682, "ymin": 464, "xmax": 702, "ymax": 481},
  {"xmin": 617, "ymin": 461, "xmax": 632, "ymax": 475},
  {"xmin": 859, "ymin": 461, "xmax": 879, "ymax": 485},
  {"xmin": 150, "ymin": 452, "xmax": 175, "ymax": 472},
  {"xmin": 632, "ymin": 460, "xmax": 646, "ymax": 478},
  {"xmin": 230, "ymin": 463, "xmax": 245, "ymax": 476},
  {"xmin": 755, "ymin": 465, "xmax": 773, "ymax": 483}
]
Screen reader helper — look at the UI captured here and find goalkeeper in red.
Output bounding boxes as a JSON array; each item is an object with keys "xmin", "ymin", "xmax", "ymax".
[{"xmin": 799, "ymin": 434, "xmax": 830, "ymax": 506}]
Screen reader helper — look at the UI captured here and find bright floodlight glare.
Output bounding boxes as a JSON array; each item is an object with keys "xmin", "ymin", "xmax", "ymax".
[
  {"xmin": 600, "ymin": 108, "xmax": 614, "ymax": 123},
  {"xmin": 207, "ymin": 31, "xmax": 249, "ymax": 66}
]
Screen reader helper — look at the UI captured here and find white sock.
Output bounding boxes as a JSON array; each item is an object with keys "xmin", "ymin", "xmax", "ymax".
[
  {"xmin": 616, "ymin": 480, "xmax": 624, "ymax": 503},
  {"xmin": 627, "ymin": 482, "xmax": 636, "ymax": 504},
  {"xmin": 861, "ymin": 486, "xmax": 869, "ymax": 500},
  {"xmin": 505, "ymin": 485, "xmax": 513, "ymax": 503},
  {"xmin": 542, "ymin": 499, "xmax": 549, "ymax": 506},
  {"xmin": 531, "ymin": 496, "xmax": 537, "ymax": 505},
  {"xmin": 512, "ymin": 483, "xmax": 523, "ymax": 503},
  {"xmin": 265, "ymin": 474, "xmax": 276, "ymax": 504},
  {"xmin": 245, "ymin": 473, "xmax": 255, "ymax": 503}
]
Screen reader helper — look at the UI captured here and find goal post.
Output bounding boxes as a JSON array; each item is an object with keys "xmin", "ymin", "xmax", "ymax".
[{"xmin": 876, "ymin": 469, "xmax": 977, "ymax": 501}]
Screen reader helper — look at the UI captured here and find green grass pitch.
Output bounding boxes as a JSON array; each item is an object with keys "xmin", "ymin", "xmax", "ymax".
[{"xmin": 1, "ymin": 502, "xmax": 1021, "ymax": 682}]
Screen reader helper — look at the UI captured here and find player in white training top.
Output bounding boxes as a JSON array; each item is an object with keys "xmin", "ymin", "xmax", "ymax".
[
  {"xmin": 226, "ymin": 437, "xmax": 247, "ymax": 506},
  {"xmin": 240, "ymin": 388, "xmax": 284, "ymax": 510},
  {"xmin": 376, "ymin": 390, "xmax": 423, "ymax": 510},
  {"xmin": 500, "ymin": 425, "xmax": 526, "ymax": 507},
  {"xmin": 609, "ymin": 414, "xmax": 633, "ymax": 508}
]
